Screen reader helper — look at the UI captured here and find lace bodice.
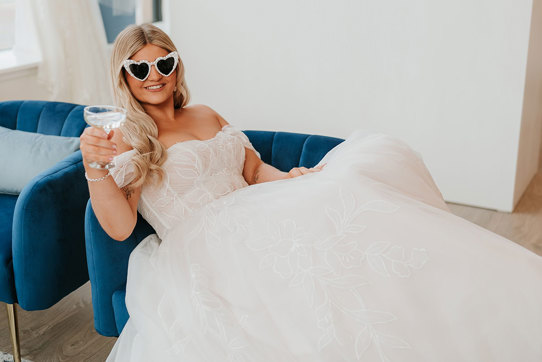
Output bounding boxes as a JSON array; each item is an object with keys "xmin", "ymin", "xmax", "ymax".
[{"xmin": 109, "ymin": 124, "xmax": 261, "ymax": 239}]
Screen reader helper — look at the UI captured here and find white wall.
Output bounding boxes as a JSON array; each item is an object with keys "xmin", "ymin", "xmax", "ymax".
[{"xmin": 168, "ymin": 0, "xmax": 541, "ymax": 212}]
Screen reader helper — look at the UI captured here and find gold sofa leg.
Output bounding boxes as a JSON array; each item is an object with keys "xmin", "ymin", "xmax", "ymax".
[{"xmin": 6, "ymin": 303, "xmax": 21, "ymax": 362}]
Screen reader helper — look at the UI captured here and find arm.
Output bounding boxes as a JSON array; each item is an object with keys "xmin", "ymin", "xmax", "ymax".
[
  {"xmin": 80, "ymin": 126, "xmax": 141, "ymax": 241},
  {"xmin": 242, "ymin": 149, "xmax": 287, "ymax": 184},
  {"xmin": 207, "ymin": 105, "xmax": 325, "ymax": 184},
  {"xmin": 246, "ymin": 154, "xmax": 325, "ymax": 184}
]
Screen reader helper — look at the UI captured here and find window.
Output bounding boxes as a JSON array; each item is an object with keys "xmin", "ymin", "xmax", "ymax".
[
  {"xmin": 0, "ymin": 0, "xmax": 16, "ymax": 51},
  {"xmin": 98, "ymin": 0, "xmax": 163, "ymax": 44}
]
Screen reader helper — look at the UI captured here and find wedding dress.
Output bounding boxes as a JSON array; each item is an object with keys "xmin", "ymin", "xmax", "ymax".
[{"xmin": 105, "ymin": 124, "xmax": 542, "ymax": 362}]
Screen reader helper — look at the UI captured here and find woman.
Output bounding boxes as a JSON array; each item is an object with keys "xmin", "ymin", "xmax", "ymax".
[{"xmin": 81, "ymin": 24, "xmax": 542, "ymax": 361}]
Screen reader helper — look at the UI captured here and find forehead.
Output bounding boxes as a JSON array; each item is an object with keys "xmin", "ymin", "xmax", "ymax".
[{"xmin": 130, "ymin": 44, "xmax": 170, "ymax": 62}]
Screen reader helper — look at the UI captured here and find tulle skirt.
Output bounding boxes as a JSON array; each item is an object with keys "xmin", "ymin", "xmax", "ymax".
[{"xmin": 107, "ymin": 130, "xmax": 542, "ymax": 361}]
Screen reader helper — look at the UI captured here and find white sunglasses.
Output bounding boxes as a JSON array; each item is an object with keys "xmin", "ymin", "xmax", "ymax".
[{"xmin": 123, "ymin": 51, "xmax": 179, "ymax": 81}]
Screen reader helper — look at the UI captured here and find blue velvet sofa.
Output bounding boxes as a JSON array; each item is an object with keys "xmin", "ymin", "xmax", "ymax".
[
  {"xmin": 0, "ymin": 100, "xmax": 90, "ymax": 358},
  {"xmin": 85, "ymin": 129, "xmax": 345, "ymax": 337}
]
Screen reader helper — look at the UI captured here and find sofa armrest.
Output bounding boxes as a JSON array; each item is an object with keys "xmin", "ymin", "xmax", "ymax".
[
  {"xmin": 85, "ymin": 200, "xmax": 154, "ymax": 336},
  {"xmin": 12, "ymin": 150, "xmax": 90, "ymax": 310}
]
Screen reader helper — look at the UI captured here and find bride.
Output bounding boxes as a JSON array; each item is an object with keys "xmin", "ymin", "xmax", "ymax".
[{"xmin": 80, "ymin": 24, "xmax": 542, "ymax": 361}]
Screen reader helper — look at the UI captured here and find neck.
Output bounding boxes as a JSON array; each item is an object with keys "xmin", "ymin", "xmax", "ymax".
[{"xmin": 141, "ymin": 96, "xmax": 176, "ymax": 126}]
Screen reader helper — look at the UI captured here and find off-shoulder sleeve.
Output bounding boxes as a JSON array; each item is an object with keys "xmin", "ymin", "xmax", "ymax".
[
  {"xmin": 109, "ymin": 149, "xmax": 138, "ymax": 189},
  {"xmin": 223, "ymin": 124, "xmax": 261, "ymax": 159}
]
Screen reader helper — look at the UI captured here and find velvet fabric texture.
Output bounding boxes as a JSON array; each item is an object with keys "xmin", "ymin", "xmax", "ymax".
[
  {"xmin": 0, "ymin": 100, "xmax": 89, "ymax": 310},
  {"xmin": 85, "ymin": 130, "xmax": 344, "ymax": 336}
]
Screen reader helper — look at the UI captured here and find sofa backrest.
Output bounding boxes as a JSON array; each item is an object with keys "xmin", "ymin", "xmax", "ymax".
[
  {"xmin": 0, "ymin": 100, "xmax": 87, "ymax": 137},
  {"xmin": 244, "ymin": 130, "xmax": 343, "ymax": 171}
]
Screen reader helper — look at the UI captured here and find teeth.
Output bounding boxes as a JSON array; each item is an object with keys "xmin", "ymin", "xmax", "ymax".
[{"xmin": 146, "ymin": 84, "xmax": 164, "ymax": 90}]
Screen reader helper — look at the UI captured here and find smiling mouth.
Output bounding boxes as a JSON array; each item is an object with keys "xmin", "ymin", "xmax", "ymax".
[{"xmin": 144, "ymin": 84, "xmax": 165, "ymax": 90}]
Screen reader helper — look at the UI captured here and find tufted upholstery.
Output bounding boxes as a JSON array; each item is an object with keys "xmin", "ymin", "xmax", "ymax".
[
  {"xmin": 85, "ymin": 129, "xmax": 344, "ymax": 337},
  {"xmin": 0, "ymin": 100, "xmax": 87, "ymax": 137},
  {"xmin": 0, "ymin": 100, "xmax": 89, "ymax": 310}
]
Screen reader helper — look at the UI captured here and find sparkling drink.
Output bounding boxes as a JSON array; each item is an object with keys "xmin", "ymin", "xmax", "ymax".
[
  {"xmin": 85, "ymin": 111, "xmax": 125, "ymax": 131},
  {"xmin": 83, "ymin": 105, "xmax": 127, "ymax": 169}
]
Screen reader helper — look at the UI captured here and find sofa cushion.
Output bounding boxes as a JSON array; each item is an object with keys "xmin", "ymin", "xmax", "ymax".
[
  {"xmin": 0, "ymin": 194, "xmax": 18, "ymax": 303},
  {"xmin": 0, "ymin": 126, "xmax": 80, "ymax": 195}
]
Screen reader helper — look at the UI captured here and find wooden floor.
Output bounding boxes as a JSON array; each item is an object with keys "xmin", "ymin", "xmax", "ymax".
[{"xmin": 1, "ymin": 172, "xmax": 542, "ymax": 361}]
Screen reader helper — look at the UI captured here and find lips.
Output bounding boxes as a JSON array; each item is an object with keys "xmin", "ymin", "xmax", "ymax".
[{"xmin": 144, "ymin": 83, "xmax": 165, "ymax": 91}]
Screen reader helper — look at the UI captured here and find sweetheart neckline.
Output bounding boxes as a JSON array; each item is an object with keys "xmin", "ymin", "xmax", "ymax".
[
  {"xmin": 166, "ymin": 124, "xmax": 231, "ymax": 152},
  {"xmin": 113, "ymin": 124, "xmax": 233, "ymax": 160}
]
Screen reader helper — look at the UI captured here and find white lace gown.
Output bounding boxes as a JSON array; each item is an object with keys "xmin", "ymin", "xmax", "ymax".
[{"xmin": 105, "ymin": 124, "xmax": 542, "ymax": 362}]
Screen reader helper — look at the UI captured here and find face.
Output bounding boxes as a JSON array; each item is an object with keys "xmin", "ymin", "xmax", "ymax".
[{"xmin": 124, "ymin": 43, "xmax": 177, "ymax": 106}]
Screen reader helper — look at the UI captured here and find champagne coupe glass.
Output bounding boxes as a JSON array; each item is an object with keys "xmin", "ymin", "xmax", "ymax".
[{"xmin": 83, "ymin": 105, "xmax": 127, "ymax": 169}]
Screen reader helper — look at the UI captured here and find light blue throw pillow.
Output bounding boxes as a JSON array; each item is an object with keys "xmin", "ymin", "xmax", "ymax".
[{"xmin": 0, "ymin": 126, "xmax": 80, "ymax": 195}]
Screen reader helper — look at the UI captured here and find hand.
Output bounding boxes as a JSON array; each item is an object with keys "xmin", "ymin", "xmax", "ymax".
[
  {"xmin": 287, "ymin": 163, "xmax": 326, "ymax": 178},
  {"xmin": 80, "ymin": 127, "xmax": 118, "ymax": 169}
]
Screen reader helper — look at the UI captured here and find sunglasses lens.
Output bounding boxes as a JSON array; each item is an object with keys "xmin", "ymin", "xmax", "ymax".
[
  {"xmin": 157, "ymin": 56, "xmax": 175, "ymax": 76},
  {"xmin": 129, "ymin": 63, "xmax": 150, "ymax": 80}
]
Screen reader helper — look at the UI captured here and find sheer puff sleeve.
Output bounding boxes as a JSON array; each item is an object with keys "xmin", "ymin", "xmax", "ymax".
[
  {"xmin": 109, "ymin": 149, "xmax": 138, "ymax": 189},
  {"xmin": 222, "ymin": 125, "xmax": 261, "ymax": 159}
]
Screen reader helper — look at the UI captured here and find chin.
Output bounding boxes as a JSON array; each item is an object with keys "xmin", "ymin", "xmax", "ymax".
[{"xmin": 137, "ymin": 92, "xmax": 172, "ymax": 106}]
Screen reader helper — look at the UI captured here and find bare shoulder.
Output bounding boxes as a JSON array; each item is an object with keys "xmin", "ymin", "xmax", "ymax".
[
  {"xmin": 188, "ymin": 104, "xmax": 215, "ymax": 114},
  {"xmin": 188, "ymin": 104, "xmax": 230, "ymax": 128},
  {"xmin": 110, "ymin": 127, "xmax": 133, "ymax": 154}
]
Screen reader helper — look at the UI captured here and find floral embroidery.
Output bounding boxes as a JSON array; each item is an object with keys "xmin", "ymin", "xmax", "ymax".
[
  {"xmin": 189, "ymin": 263, "xmax": 251, "ymax": 361},
  {"xmin": 108, "ymin": 126, "xmax": 258, "ymax": 240},
  {"xmin": 243, "ymin": 186, "xmax": 425, "ymax": 360}
]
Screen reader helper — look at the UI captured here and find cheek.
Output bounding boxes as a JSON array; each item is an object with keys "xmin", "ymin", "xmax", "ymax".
[
  {"xmin": 169, "ymin": 70, "xmax": 177, "ymax": 86},
  {"xmin": 126, "ymin": 77, "xmax": 146, "ymax": 99},
  {"xmin": 169, "ymin": 76, "xmax": 177, "ymax": 93},
  {"xmin": 126, "ymin": 76, "xmax": 140, "ymax": 91}
]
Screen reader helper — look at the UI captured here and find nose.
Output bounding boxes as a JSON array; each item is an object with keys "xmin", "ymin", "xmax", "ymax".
[{"xmin": 147, "ymin": 64, "xmax": 163, "ymax": 81}]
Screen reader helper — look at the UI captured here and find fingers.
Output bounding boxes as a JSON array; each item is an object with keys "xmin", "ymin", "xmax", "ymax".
[
  {"xmin": 81, "ymin": 147, "xmax": 117, "ymax": 165},
  {"xmin": 288, "ymin": 168, "xmax": 303, "ymax": 178},
  {"xmin": 288, "ymin": 164, "xmax": 326, "ymax": 178},
  {"xmin": 81, "ymin": 127, "xmax": 116, "ymax": 146},
  {"xmin": 80, "ymin": 127, "xmax": 118, "ymax": 165}
]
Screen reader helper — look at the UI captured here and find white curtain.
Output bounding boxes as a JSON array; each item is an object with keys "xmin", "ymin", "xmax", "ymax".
[{"xmin": 29, "ymin": 0, "xmax": 113, "ymax": 105}]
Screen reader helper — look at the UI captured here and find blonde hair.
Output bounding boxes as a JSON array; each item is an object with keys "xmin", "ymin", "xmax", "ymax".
[{"xmin": 110, "ymin": 23, "xmax": 190, "ymax": 193}]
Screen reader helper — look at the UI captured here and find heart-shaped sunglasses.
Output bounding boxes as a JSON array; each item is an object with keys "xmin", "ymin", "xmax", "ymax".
[{"xmin": 123, "ymin": 51, "xmax": 179, "ymax": 81}]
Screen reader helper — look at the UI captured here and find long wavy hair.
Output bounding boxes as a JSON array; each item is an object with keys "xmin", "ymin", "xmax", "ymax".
[{"xmin": 110, "ymin": 23, "xmax": 190, "ymax": 193}]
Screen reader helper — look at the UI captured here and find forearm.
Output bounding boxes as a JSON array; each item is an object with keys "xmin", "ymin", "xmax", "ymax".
[
  {"xmin": 85, "ymin": 166, "xmax": 136, "ymax": 241},
  {"xmin": 253, "ymin": 162, "xmax": 290, "ymax": 184}
]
